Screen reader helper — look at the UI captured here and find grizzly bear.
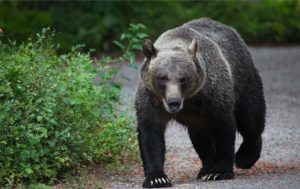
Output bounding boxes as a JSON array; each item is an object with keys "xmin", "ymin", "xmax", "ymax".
[{"xmin": 135, "ymin": 18, "xmax": 265, "ymax": 188}]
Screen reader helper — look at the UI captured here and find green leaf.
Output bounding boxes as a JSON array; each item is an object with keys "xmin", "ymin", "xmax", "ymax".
[
  {"xmin": 37, "ymin": 116, "xmax": 43, "ymax": 122},
  {"xmin": 132, "ymin": 44, "xmax": 142, "ymax": 50},
  {"xmin": 120, "ymin": 33, "xmax": 127, "ymax": 40},
  {"xmin": 25, "ymin": 168, "xmax": 33, "ymax": 174},
  {"xmin": 131, "ymin": 38, "xmax": 140, "ymax": 43},
  {"xmin": 128, "ymin": 52, "xmax": 136, "ymax": 64},
  {"xmin": 137, "ymin": 33, "xmax": 148, "ymax": 39},
  {"xmin": 137, "ymin": 23, "xmax": 146, "ymax": 29},
  {"xmin": 112, "ymin": 40, "xmax": 125, "ymax": 50}
]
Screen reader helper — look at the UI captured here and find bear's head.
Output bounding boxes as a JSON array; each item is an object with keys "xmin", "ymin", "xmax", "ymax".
[{"xmin": 141, "ymin": 39, "xmax": 205, "ymax": 114}]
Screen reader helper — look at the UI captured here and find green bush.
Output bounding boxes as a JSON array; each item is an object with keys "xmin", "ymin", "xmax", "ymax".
[{"xmin": 0, "ymin": 27, "xmax": 141, "ymax": 186}]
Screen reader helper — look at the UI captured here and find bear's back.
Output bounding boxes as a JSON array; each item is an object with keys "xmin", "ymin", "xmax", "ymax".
[
  {"xmin": 184, "ymin": 18, "xmax": 240, "ymax": 46},
  {"xmin": 184, "ymin": 18, "xmax": 260, "ymax": 104},
  {"xmin": 184, "ymin": 18, "xmax": 254, "ymax": 69}
]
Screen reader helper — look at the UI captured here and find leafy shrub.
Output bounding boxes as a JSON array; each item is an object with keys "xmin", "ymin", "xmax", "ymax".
[
  {"xmin": 0, "ymin": 25, "xmax": 145, "ymax": 186},
  {"xmin": 113, "ymin": 23, "xmax": 148, "ymax": 64}
]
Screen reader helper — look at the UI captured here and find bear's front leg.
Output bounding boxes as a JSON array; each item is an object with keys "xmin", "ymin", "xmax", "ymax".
[
  {"xmin": 199, "ymin": 112, "xmax": 236, "ymax": 181},
  {"xmin": 137, "ymin": 118, "xmax": 172, "ymax": 188}
]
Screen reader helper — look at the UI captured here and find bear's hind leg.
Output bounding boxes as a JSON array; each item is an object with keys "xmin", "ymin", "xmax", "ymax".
[
  {"xmin": 234, "ymin": 83, "xmax": 266, "ymax": 169},
  {"xmin": 235, "ymin": 135, "xmax": 262, "ymax": 169}
]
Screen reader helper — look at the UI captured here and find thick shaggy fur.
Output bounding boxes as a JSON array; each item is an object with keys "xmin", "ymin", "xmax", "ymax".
[{"xmin": 135, "ymin": 18, "xmax": 266, "ymax": 188}]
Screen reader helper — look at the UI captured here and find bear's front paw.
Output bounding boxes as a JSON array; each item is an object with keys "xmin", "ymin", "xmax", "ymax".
[
  {"xmin": 199, "ymin": 173, "xmax": 233, "ymax": 181},
  {"xmin": 143, "ymin": 175, "xmax": 172, "ymax": 188},
  {"xmin": 198, "ymin": 163, "xmax": 234, "ymax": 181}
]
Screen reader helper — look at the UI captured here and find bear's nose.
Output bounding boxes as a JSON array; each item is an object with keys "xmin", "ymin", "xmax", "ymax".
[{"xmin": 167, "ymin": 98, "xmax": 181, "ymax": 111}]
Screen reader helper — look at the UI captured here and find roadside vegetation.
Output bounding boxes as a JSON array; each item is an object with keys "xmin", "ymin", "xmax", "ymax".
[
  {"xmin": 0, "ymin": 24, "xmax": 148, "ymax": 188},
  {"xmin": 1, "ymin": 1, "xmax": 299, "ymax": 53}
]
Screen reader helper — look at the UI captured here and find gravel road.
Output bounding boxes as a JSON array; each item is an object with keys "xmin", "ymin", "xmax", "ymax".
[{"xmin": 110, "ymin": 47, "xmax": 300, "ymax": 189}]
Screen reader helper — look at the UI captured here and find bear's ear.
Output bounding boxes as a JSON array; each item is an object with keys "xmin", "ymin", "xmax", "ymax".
[
  {"xmin": 188, "ymin": 38, "xmax": 197, "ymax": 57},
  {"xmin": 143, "ymin": 39, "xmax": 157, "ymax": 59}
]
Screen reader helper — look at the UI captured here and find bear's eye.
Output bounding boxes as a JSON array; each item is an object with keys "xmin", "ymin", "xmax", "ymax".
[
  {"xmin": 158, "ymin": 76, "xmax": 168, "ymax": 83},
  {"xmin": 179, "ymin": 77, "xmax": 186, "ymax": 83}
]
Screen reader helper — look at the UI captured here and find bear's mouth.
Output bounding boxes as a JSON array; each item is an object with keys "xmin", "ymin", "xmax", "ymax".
[{"xmin": 162, "ymin": 98, "xmax": 183, "ymax": 114}]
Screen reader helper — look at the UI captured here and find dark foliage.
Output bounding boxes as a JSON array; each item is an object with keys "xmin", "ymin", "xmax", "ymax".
[{"xmin": 0, "ymin": 1, "xmax": 300, "ymax": 53}]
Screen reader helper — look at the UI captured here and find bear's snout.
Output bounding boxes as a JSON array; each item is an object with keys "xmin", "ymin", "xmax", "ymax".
[
  {"xmin": 163, "ymin": 96, "xmax": 183, "ymax": 114},
  {"xmin": 167, "ymin": 97, "xmax": 181, "ymax": 111}
]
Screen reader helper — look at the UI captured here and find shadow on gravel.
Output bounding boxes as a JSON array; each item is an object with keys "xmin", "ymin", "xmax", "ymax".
[{"xmin": 236, "ymin": 161, "xmax": 300, "ymax": 176}]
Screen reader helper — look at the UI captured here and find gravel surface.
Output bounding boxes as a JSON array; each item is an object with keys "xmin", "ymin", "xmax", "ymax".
[{"xmin": 110, "ymin": 47, "xmax": 300, "ymax": 189}]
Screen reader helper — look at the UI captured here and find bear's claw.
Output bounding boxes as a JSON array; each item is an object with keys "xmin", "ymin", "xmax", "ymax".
[
  {"xmin": 200, "ymin": 172, "xmax": 233, "ymax": 181},
  {"xmin": 200, "ymin": 173, "xmax": 220, "ymax": 181},
  {"xmin": 143, "ymin": 176, "xmax": 172, "ymax": 188}
]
